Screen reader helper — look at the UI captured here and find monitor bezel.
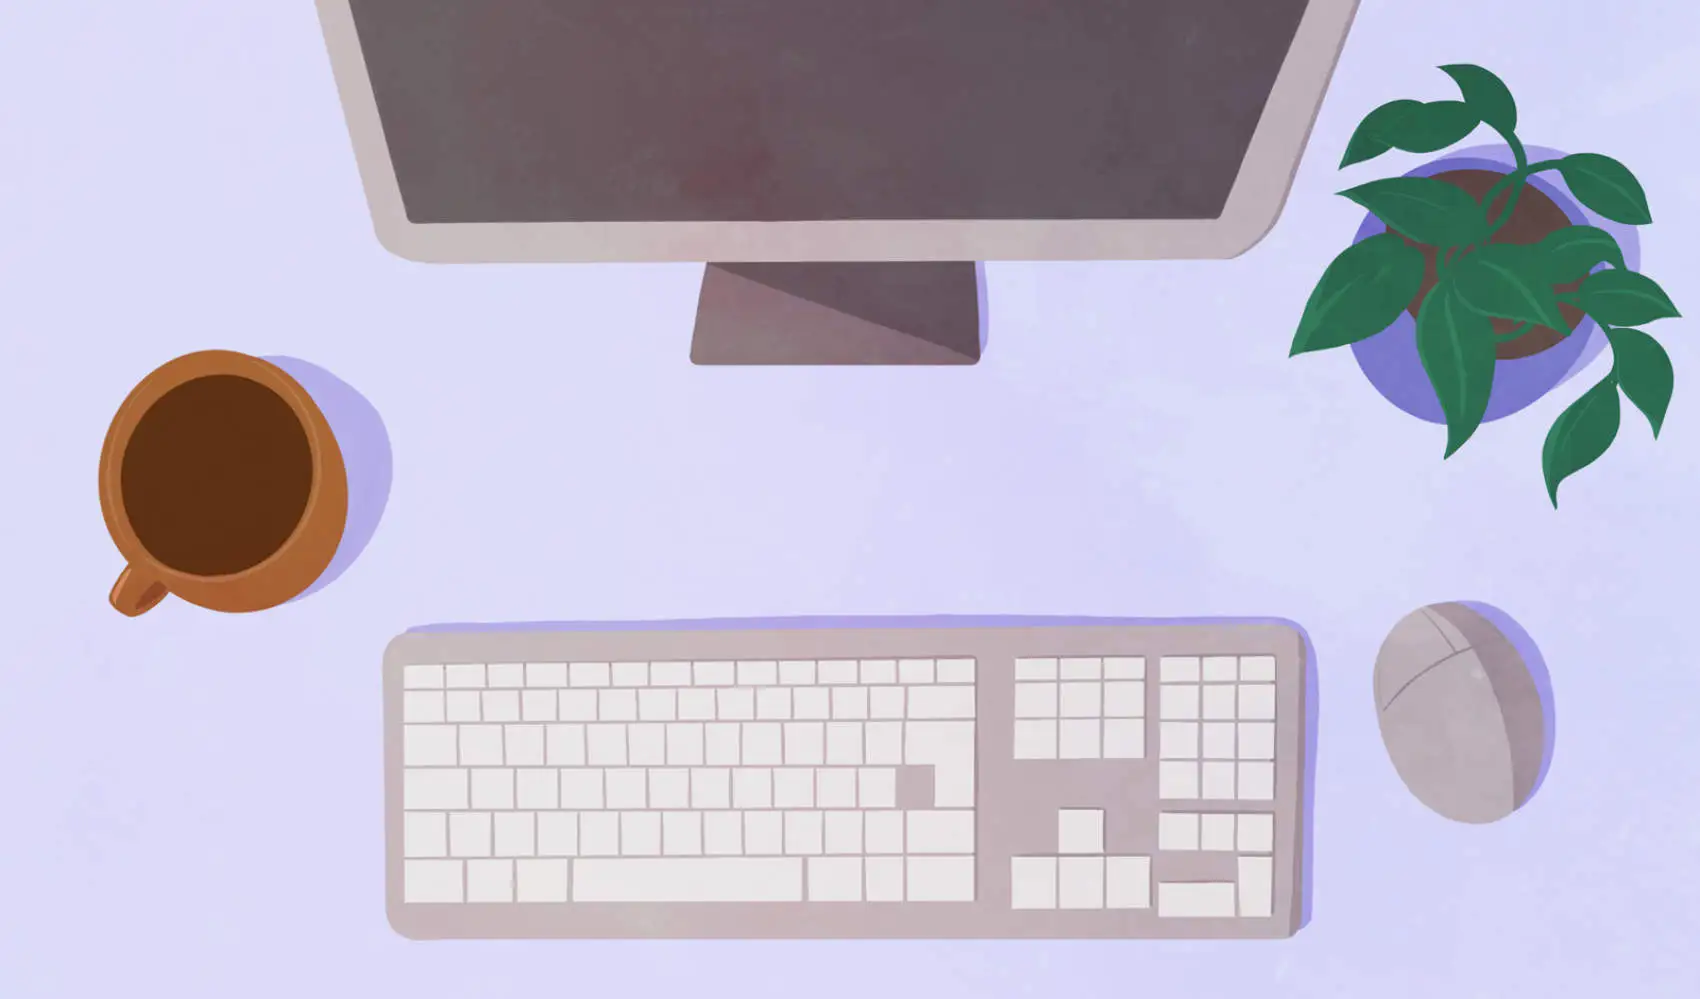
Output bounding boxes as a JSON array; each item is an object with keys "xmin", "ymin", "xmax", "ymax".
[{"xmin": 314, "ymin": 0, "xmax": 1360, "ymax": 264}]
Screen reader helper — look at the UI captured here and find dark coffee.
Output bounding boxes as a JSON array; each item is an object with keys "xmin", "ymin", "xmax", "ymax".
[{"xmin": 121, "ymin": 375, "xmax": 314, "ymax": 576}]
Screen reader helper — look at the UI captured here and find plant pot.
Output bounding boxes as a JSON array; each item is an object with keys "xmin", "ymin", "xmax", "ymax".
[{"xmin": 1348, "ymin": 144, "xmax": 1642, "ymax": 425}]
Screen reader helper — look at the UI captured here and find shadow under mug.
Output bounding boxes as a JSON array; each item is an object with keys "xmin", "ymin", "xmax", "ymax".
[{"xmin": 100, "ymin": 350, "xmax": 356, "ymax": 616}]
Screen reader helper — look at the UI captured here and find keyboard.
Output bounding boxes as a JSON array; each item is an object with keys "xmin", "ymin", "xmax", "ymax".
[{"xmin": 384, "ymin": 616, "xmax": 1312, "ymax": 939}]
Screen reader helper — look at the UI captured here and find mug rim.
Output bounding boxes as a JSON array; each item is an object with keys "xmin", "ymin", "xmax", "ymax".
[{"xmin": 99, "ymin": 350, "xmax": 349, "ymax": 612}]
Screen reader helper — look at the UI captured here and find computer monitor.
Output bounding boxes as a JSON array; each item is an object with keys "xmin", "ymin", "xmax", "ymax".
[{"xmin": 315, "ymin": 0, "xmax": 1359, "ymax": 365}]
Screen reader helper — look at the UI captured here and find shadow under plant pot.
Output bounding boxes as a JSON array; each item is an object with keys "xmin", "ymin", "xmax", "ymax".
[{"xmin": 1349, "ymin": 143, "xmax": 1641, "ymax": 425}]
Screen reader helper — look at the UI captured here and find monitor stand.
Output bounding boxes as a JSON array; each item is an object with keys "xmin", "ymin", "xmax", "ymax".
[{"xmin": 691, "ymin": 262, "xmax": 984, "ymax": 365}]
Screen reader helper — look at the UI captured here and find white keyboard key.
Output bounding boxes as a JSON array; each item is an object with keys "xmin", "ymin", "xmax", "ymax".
[
  {"xmin": 784, "ymin": 722, "xmax": 825, "ymax": 765},
  {"xmin": 1239, "ymin": 655, "xmax": 1277, "ymax": 682},
  {"xmin": 621, "ymin": 812, "xmax": 662, "ymax": 855},
  {"xmin": 403, "ymin": 691, "xmax": 446, "ymax": 723},
  {"xmin": 1011, "ymin": 856, "xmax": 1057, "ymax": 909},
  {"xmin": 468, "ymin": 859, "xmax": 514, "ymax": 902},
  {"xmin": 898, "ymin": 659, "xmax": 934, "ymax": 684},
  {"xmin": 678, "ymin": 689, "xmax": 716, "ymax": 721},
  {"xmin": 598, "ymin": 689, "xmax": 638, "ymax": 722},
  {"xmin": 1059, "ymin": 719, "xmax": 1100, "ymax": 760},
  {"xmin": 825, "ymin": 723, "xmax": 863, "ymax": 765},
  {"xmin": 1159, "ymin": 761, "xmax": 1199, "ymax": 800},
  {"xmin": 831, "ymin": 687, "xmax": 869, "ymax": 720},
  {"xmin": 1103, "ymin": 681, "xmax": 1144, "ymax": 717},
  {"xmin": 404, "ymin": 664, "xmax": 445, "ymax": 689},
  {"xmin": 649, "ymin": 768, "xmax": 689, "ymax": 808},
  {"xmin": 732, "ymin": 768, "xmax": 773, "ymax": 808},
  {"xmin": 772, "ymin": 767, "xmax": 814, "ymax": 807},
  {"xmin": 521, "ymin": 689, "xmax": 558, "ymax": 722},
  {"xmin": 865, "ymin": 721, "xmax": 904, "ymax": 764},
  {"xmin": 866, "ymin": 856, "xmax": 904, "ymax": 901},
  {"xmin": 558, "ymin": 690, "xmax": 598, "ymax": 722},
  {"xmin": 1104, "ymin": 657, "xmax": 1145, "ymax": 680},
  {"xmin": 545, "ymin": 724, "xmax": 585, "ymax": 766},
  {"xmin": 779, "ymin": 660, "xmax": 816, "ymax": 685},
  {"xmin": 1058, "ymin": 808, "xmax": 1104, "ymax": 854},
  {"xmin": 1203, "ymin": 656, "xmax": 1238, "ymax": 682},
  {"xmin": 858, "ymin": 768, "xmax": 896, "ymax": 808},
  {"xmin": 824, "ymin": 811, "xmax": 863, "ymax": 854},
  {"xmin": 516, "ymin": 858, "xmax": 570, "ymax": 902},
  {"xmin": 869, "ymin": 686, "xmax": 905, "ymax": 719},
  {"xmin": 1201, "ymin": 722, "xmax": 1236, "ymax": 759},
  {"xmin": 1159, "ymin": 657, "xmax": 1201, "ymax": 683},
  {"xmin": 459, "ymin": 726, "xmax": 504, "ymax": 766},
  {"xmin": 471, "ymin": 769, "xmax": 515, "ymax": 810},
  {"xmin": 637, "ymin": 688, "xmax": 677, "ymax": 721},
  {"xmin": 755, "ymin": 688, "xmax": 792, "ymax": 720},
  {"xmin": 1202, "ymin": 761, "xmax": 1236, "ymax": 800},
  {"xmin": 744, "ymin": 812, "xmax": 784, "ymax": 855},
  {"xmin": 667, "ymin": 723, "xmax": 705, "ymax": 765},
  {"xmin": 664, "ymin": 811, "xmax": 703, "ymax": 855},
  {"xmin": 1014, "ymin": 657, "xmax": 1057, "ymax": 680},
  {"xmin": 1238, "ymin": 813, "xmax": 1275, "ymax": 853},
  {"xmin": 1160, "ymin": 722, "xmax": 1199, "ymax": 760},
  {"xmin": 1239, "ymin": 684, "xmax": 1277, "ymax": 721},
  {"xmin": 445, "ymin": 664, "xmax": 485, "ymax": 688},
  {"xmin": 742, "ymin": 723, "xmax": 782, "ymax": 765},
  {"xmin": 792, "ymin": 687, "xmax": 830, "ymax": 720},
  {"xmin": 1202, "ymin": 684, "xmax": 1237, "ymax": 720},
  {"xmin": 860, "ymin": 659, "xmax": 897, "ymax": 684},
  {"xmin": 1013, "ymin": 719, "xmax": 1057, "ymax": 760},
  {"xmin": 505, "ymin": 725, "xmax": 545, "ymax": 766},
  {"xmin": 865, "ymin": 811, "xmax": 904, "ymax": 853},
  {"xmin": 627, "ymin": 724, "xmax": 666, "ymax": 765},
  {"xmin": 404, "ymin": 725, "xmax": 458, "ymax": 766},
  {"xmin": 1059, "ymin": 682, "xmax": 1101, "ymax": 718},
  {"xmin": 537, "ymin": 813, "xmax": 579, "ymax": 856},
  {"xmin": 404, "ymin": 860, "xmax": 463, "ymax": 902},
  {"xmin": 936, "ymin": 658, "xmax": 975, "ymax": 683},
  {"xmin": 704, "ymin": 812, "xmax": 744, "ymax": 855},
  {"xmin": 816, "ymin": 768, "xmax": 857, "ymax": 807},
  {"xmin": 488, "ymin": 663, "xmax": 525, "ymax": 688},
  {"xmin": 605, "ymin": 769, "xmax": 647, "ymax": 809},
  {"xmin": 650, "ymin": 661, "xmax": 692, "ymax": 686},
  {"xmin": 906, "ymin": 721, "xmax": 976, "ymax": 806},
  {"xmin": 1238, "ymin": 762, "xmax": 1276, "ymax": 800},
  {"xmin": 737, "ymin": 660, "xmax": 778, "ymax": 686},
  {"xmin": 906, "ymin": 857, "xmax": 974, "ymax": 901},
  {"xmin": 784, "ymin": 811, "xmax": 824, "ymax": 854},
  {"xmin": 483, "ymin": 690, "xmax": 520, "ymax": 723},
  {"xmin": 692, "ymin": 768, "xmax": 731, "ymax": 809},
  {"xmin": 445, "ymin": 691, "xmax": 481, "ymax": 722},
  {"xmin": 495, "ymin": 812, "xmax": 536, "ymax": 856},
  {"xmin": 1106, "ymin": 856, "xmax": 1151, "ymax": 909},
  {"xmin": 516, "ymin": 769, "xmax": 558, "ymax": 810},
  {"xmin": 1160, "ymin": 684, "xmax": 1200, "ymax": 720},
  {"xmin": 1158, "ymin": 881, "xmax": 1237, "ymax": 918},
  {"xmin": 573, "ymin": 858, "xmax": 803, "ymax": 902},
  {"xmin": 404, "ymin": 812, "xmax": 447, "ymax": 858},
  {"xmin": 1060, "ymin": 657, "xmax": 1101, "ymax": 680},
  {"xmin": 1200, "ymin": 812, "xmax": 1236, "ymax": 851},
  {"xmin": 585, "ymin": 724, "xmax": 627, "ymax": 766},
  {"xmin": 818, "ymin": 660, "xmax": 858, "ymax": 684},
  {"xmin": 525, "ymin": 662, "xmax": 568, "ymax": 687},
  {"xmin": 1059, "ymin": 856, "xmax": 1104, "ymax": 909},
  {"xmin": 906, "ymin": 810, "xmax": 975, "ymax": 854},
  {"xmin": 1157, "ymin": 812, "xmax": 1199, "ymax": 851},
  {"xmin": 1103, "ymin": 719, "xmax": 1145, "ymax": 759},
  {"xmin": 559, "ymin": 769, "xmax": 604, "ymax": 809},
  {"xmin": 580, "ymin": 813, "xmax": 621, "ymax": 855},
  {"xmin": 693, "ymin": 661, "xmax": 735, "ymax": 686},
  {"xmin": 1238, "ymin": 722, "xmax": 1276, "ymax": 760},
  {"xmin": 569, "ymin": 662, "xmax": 610, "ymax": 687},
  {"xmin": 907, "ymin": 685, "xmax": 975, "ymax": 719},
  {"xmin": 1014, "ymin": 683, "xmax": 1057, "ymax": 718},
  {"xmin": 717, "ymin": 687, "xmax": 755, "ymax": 720},
  {"xmin": 450, "ymin": 812, "xmax": 492, "ymax": 857},
  {"xmin": 704, "ymin": 722, "xmax": 741, "ymax": 765},
  {"xmin": 612, "ymin": 661, "xmax": 648, "ymax": 687},
  {"xmin": 808, "ymin": 857, "xmax": 862, "ymax": 901}
]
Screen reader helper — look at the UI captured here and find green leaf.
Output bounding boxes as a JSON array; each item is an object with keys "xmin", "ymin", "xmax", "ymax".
[
  {"xmin": 1438, "ymin": 64, "xmax": 1518, "ymax": 134},
  {"xmin": 1556, "ymin": 153, "xmax": 1653, "ymax": 225},
  {"xmin": 1290, "ymin": 234, "xmax": 1428, "ymax": 355},
  {"xmin": 1537, "ymin": 225, "xmax": 1625, "ymax": 284},
  {"xmin": 1340, "ymin": 100, "xmax": 1423, "ymax": 168},
  {"xmin": 1542, "ymin": 375, "xmax": 1621, "ymax": 507},
  {"xmin": 1450, "ymin": 243, "xmax": 1570, "ymax": 332},
  {"xmin": 1340, "ymin": 176, "xmax": 1489, "ymax": 249},
  {"xmin": 1606, "ymin": 327, "xmax": 1674, "ymax": 437},
  {"xmin": 1415, "ymin": 279, "xmax": 1499, "ymax": 457},
  {"xmin": 1578, "ymin": 269, "xmax": 1682, "ymax": 326}
]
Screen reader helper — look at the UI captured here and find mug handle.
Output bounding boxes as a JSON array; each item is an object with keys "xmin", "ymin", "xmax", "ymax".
[{"xmin": 110, "ymin": 566, "xmax": 170, "ymax": 617}]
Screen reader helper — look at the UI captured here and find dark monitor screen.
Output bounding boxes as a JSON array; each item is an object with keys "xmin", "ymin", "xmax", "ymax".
[{"xmin": 347, "ymin": 0, "xmax": 1310, "ymax": 225}]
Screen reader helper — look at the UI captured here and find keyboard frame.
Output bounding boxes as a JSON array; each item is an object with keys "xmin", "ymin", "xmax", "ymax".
[{"xmin": 384, "ymin": 616, "xmax": 1311, "ymax": 939}]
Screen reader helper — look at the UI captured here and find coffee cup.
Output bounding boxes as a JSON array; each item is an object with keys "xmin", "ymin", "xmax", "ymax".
[{"xmin": 99, "ymin": 351, "xmax": 349, "ymax": 616}]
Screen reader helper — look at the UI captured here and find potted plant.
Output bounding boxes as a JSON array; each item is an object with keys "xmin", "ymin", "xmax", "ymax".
[{"xmin": 1289, "ymin": 64, "xmax": 1681, "ymax": 506}]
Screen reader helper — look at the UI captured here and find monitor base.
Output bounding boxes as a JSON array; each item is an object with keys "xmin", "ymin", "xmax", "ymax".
[{"xmin": 691, "ymin": 262, "xmax": 983, "ymax": 365}]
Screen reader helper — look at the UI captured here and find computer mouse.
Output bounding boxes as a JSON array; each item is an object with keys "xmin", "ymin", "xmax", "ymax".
[{"xmin": 1373, "ymin": 602, "xmax": 1554, "ymax": 824}]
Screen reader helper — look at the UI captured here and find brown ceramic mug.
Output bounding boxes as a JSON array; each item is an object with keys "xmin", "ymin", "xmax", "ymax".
[{"xmin": 99, "ymin": 351, "xmax": 349, "ymax": 616}]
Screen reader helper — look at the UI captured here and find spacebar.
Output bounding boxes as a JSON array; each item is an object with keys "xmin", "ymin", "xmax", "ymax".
[{"xmin": 573, "ymin": 858, "xmax": 803, "ymax": 902}]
